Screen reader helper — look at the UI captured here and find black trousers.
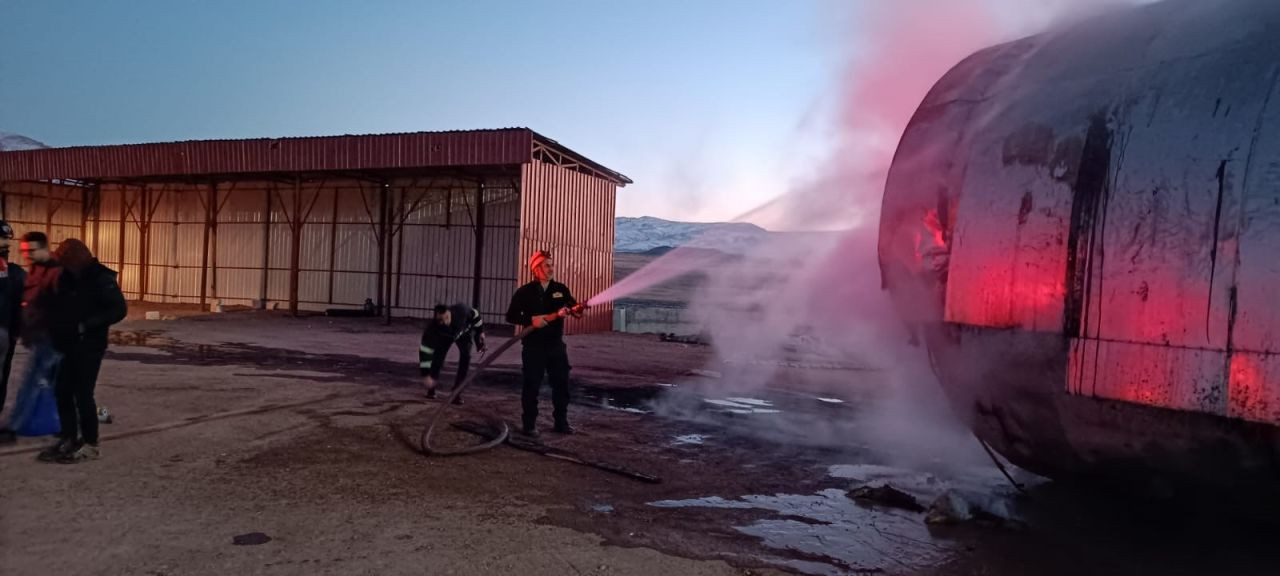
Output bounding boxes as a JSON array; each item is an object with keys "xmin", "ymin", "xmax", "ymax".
[
  {"xmin": 55, "ymin": 345, "xmax": 104, "ymax": 445},
  {"xmin": 521, "ymin": 343, "xmax": 570, "ymax": 430},
  {"xmin": 454, "ymin": 339, "xmax": 473, "ymax": 388},
  {"xmin": 0, "ymin": 338, "xmax": 15, "ymax": 415}
]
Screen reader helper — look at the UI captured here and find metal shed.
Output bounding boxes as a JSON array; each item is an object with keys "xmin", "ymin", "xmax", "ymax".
[{"xmin": 0, "ymin": 128, "xmax": 629, "ymax": 333}]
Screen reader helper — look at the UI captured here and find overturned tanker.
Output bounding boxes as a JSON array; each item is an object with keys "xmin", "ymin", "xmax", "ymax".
[{"xmin": 879, "ymin": 0, "xmax": 1280, "ymax": 497}]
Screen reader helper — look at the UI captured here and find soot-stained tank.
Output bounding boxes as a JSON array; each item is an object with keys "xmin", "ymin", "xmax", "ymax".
[{"xmin": 879, "ymin": 0, "xmax": 1280, "ymax": 497}]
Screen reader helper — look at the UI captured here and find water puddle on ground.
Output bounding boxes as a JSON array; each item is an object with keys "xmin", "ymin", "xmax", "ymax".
[
  {"xmin": 672, "ymin": 434, "xmax": 709, "ymax": 445},
  {"xmin": 650, "ymin": 464, "xmax": 1029, "ymax": 575},
  {"xmin": 652, "ymin": 489, "xmax": 951, "ymax": 574},
  {"xmin": 702, "ymin": 398, "xmax": 782, "ymax": 414}
]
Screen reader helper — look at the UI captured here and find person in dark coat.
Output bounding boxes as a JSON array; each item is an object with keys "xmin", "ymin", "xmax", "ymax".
[
  {"xmin": 47, "ymin": 238, "xmax": 127, "ymax": 463},
  {"xmin": 0, "ymin": 221, "xmax": 27, "ymax": 443},
  {"xmin": 423, "ymin": 302, "xmax": 487, "ymax": 405},
  {"xmin": 505, "ymin": 250, "xmax": 582, "ymax": 437},
  {"xmin": 419, "ymin": 304, "xmax": 456, "ymax": 400},
  {"xmin": 7, "ymin": 231, "xmax": 64, "ymax": 454}
]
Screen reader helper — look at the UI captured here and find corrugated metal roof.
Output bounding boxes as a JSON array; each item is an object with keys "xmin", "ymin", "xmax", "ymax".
[{"xmin": 0, "ymin": 128, "xmax": 631, "ymax": 186}]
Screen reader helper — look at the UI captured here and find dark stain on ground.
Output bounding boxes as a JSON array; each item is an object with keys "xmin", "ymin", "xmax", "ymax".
[
  {"xmin": 107, "ymin": 330, "xmax": 419, "ymax": 389},
  {"xmin": 232, "ymin": 532, "xmax": 272, "ymax": 546}
]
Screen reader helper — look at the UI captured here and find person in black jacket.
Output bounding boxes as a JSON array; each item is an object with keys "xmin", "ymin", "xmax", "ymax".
[
  {"xmin": 6, "ymin": 231, "xmax": 63, "ymax": 452},
  {"xmin": 47, "ymin": 238, "xmax": 127, "ymax": 463},
  {"xmin": 419, "ymin": 304, "xmax": 457, "ymax": 400},
  {"xmin": 505, "ymin": 250, "xmax": 582, "ymax": 436},
  {"xmin": 0, "ymin": 221, "xmax": 27, "ymax": 443},
  {"xmin": 418, "ymin": 302, "xmax": 487, "ymax": 403}
]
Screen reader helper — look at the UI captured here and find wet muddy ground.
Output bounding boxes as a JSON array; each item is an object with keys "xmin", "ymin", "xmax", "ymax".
[{"xmin": 2, "ymin": 308, "xmax": 1278, "ymax": 575}]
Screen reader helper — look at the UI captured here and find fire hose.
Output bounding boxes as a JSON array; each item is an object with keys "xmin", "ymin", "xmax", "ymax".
[{"xmin": 414, "ymin": 303, "xmax": 589, "ymax": 457}]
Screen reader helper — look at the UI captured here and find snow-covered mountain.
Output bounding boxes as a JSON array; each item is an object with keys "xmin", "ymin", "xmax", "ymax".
[
  {"xmin": 0, "ymin": 131, "xmax": 47, "ymax": 151},
  {"xmin": 615, "ymin": 216, "xmax": 770, "ymax": 254}
]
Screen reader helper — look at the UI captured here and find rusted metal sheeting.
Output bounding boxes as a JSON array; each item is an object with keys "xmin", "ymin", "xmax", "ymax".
[
  {"xmin": 0, "ymin": 181, "xmax": 83, "ymax": 243},
  {"xmin": 0, "ymin": 129, "xmax": 536, "ymax": 182},
  {"xmin": 880, "ymin": 0, "xmax": 1280, "ymax": 435},
  {"xmin": 519, "ymin": 160, "xmax": 616, "ymax": 334}
]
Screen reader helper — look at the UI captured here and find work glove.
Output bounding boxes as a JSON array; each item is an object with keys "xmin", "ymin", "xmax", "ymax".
[{"xmin": 476, "ymin": 334, "xmax": 487, "ymax": 353}]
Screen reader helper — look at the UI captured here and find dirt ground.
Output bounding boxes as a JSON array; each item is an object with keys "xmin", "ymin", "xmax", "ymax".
[{"xmin": 2, "ymin": 306, "xmax": 1280, "ymax": 576}]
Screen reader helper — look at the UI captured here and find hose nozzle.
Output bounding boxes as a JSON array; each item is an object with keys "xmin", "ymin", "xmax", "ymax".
[{"xmin": 556, "ymin": 302, "xmax": 589, "ymax": 318}]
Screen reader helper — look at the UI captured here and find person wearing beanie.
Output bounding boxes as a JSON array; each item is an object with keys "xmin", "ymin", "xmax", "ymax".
[{"xmin": 505, "ymin": 250, "xmax": 582, "ymax": 436}]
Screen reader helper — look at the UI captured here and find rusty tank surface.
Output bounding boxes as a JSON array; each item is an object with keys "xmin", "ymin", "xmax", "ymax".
[{"xmin": 879, "ymin": 0, "xmax": 1280, "ymax": 497}]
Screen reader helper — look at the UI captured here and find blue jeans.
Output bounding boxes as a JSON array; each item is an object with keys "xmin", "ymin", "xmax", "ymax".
[{"xmin": 7, "ymin": 341, "xmax": 63, "ymax": 435}]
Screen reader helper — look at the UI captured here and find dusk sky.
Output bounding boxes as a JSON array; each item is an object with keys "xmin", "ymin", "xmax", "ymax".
[
  {"xmin": 0, "ymin": 0, "xmax": 856, "ymax": 225},
  {"xmin": 0, "ymin": 0, "xmax": 1131, "ymax": 227}
]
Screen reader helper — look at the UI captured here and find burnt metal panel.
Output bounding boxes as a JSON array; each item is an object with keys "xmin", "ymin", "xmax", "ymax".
[{"xmin": 882, "ymin": 0, "xmax": 1280, "ymax": 427}]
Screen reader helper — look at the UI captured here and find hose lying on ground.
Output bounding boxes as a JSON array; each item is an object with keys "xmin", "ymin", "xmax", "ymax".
[
  {"xmin": 415, "ymin": 305, "xmax": 585, "ymax": 457},
  {"xmin": 415, "ymin": 330, "xmax": 526, "ymax": 456}
]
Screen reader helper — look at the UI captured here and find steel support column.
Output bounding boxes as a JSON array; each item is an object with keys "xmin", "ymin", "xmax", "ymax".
[
  {"xmin": 472, "ymin": 181, "xmax": 486, "ymax": 309},
  {"xmin": 260, "ymin": 185, "xmax": 272, "ymax": 307},
  {"xmin": 288, "ymin": 177, "xmax": 303, "ymax": 316},
  {"xmin": 200, "ymin": 181, "xmax": 214, "ymax": 307}
]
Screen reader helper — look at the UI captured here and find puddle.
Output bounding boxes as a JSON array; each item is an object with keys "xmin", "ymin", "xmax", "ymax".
[
  {"xmin": 575, "ymin": 383, "xmax": 665, "ymax": 414},
  {"xmin": 651, "ymin": 489, "xmax": 955, "ymax": 574},
  {"xmin": 603, "ymin": 402, "xmax": 650, "ymax": 414},
  {"xmin": 672, "ymin": 434, "xmax": 709, "ymax": 445},
  {"xmin": 703, "ymin": 398, "xmax": 782, "ymax": 414},
  {"xmin": 109, "ymin": 330, "xmax": 173, "ymax": 347},
  {"xmin": 647, "ymin": 464, "xmax": 1037, "ymax": 574},
  {"xmin": 816, "ymin": 398, "xmax": 845, "ymax": 404},
  {"xmin": 108, "ymin": 345, "xmax": 172, "ymax": 356},
  {"xmin": 591, "ymin": 504, "xmax": 615, "ymax": 514}
]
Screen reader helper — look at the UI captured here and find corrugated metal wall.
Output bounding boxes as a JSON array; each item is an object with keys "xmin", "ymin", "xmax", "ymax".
[
  {"xmin": 519, "ymin": 160, "xmax": 616, "ymax": 333},
  {"xmin": 390, "ymin": 180, "xmax": 519, "ymax": 323},
  {"xmin": 73, "ymin": 177, "xmax": 519, "ymax": 321},
  {"xmin": 0, "ymin": 130, "xmax": 536, "ymax": 182},
  {"xmin": 0, "ymin": 181, "xmax": 85, "ymax": 245},
  {"xmin": 0, "ymin": 162, "xmax": 617, "ymax": 332}
]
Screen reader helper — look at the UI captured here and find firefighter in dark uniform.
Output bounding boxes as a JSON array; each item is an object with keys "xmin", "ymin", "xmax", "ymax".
[
  {"xmin": 418, "ymin": 302, "xmax": 486, "ymax": 404},
  {"xmin": 506, "ymin": 250, "xmax": 582, "ymax": 437}
]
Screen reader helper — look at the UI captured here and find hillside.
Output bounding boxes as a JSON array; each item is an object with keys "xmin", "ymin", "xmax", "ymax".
[
  {"xmin": 614, "ymin": 216, "xmax": 769, "ymax": 254},
  {"xmin": 0, "ymin": 131, "xmax": 47, "ymax": 151}
]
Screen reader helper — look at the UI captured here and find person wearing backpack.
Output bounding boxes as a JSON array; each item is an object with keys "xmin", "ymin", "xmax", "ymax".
[{"xmin": 47, "ymin": 238, "xmax": 127, "ymax": 463}]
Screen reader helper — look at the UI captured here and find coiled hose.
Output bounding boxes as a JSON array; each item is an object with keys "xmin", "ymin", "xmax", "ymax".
[
  {"xmin": 415, "ymin": 330, "xmax": 526, "ymax": 456},
  {"xmin": 408, "ymin": 305, "xmax": 587, "ymax": 457}
]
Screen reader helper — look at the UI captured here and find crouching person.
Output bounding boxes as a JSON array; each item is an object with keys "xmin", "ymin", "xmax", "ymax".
[{"xmin": 49, "ymin": 239, "xmax": 126, "ymax": 463}]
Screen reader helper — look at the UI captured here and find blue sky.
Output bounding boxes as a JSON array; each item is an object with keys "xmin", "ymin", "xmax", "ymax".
[{"xmin": 0, "ymin": 0, "xmax": 854, "ymax": 224}]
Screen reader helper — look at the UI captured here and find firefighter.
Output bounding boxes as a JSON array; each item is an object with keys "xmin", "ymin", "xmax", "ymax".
[
  {"xmin": 418, "ymin": 302, "xmax": 486, "ymax": 404},
  {"xmin": 505, "ymin": 250, "xmax": 582, "ymax": 437},
  {"xmin": 0, "ymin": 221, "xmax": 27, "ymax": 443}
]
